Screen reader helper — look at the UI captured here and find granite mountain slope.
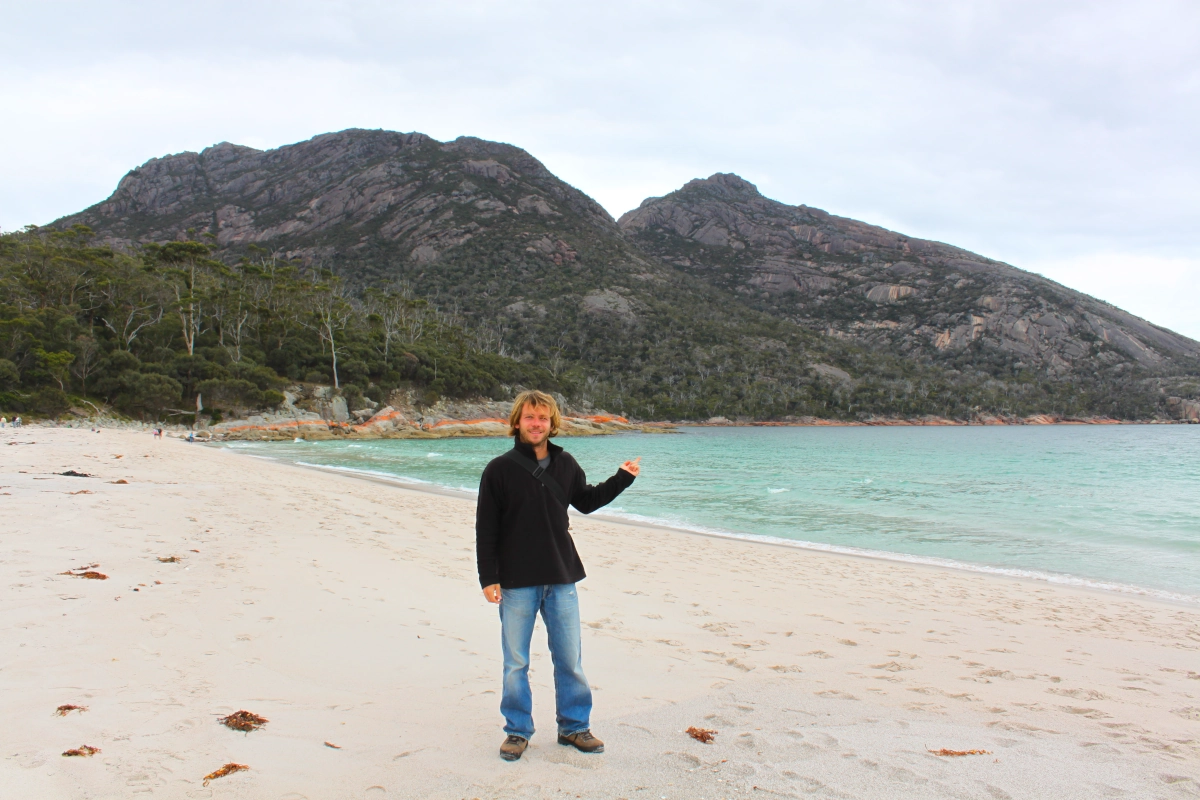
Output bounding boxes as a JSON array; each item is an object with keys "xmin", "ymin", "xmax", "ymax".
[
  {"xmin": 57, "ymin": 130, "xmax": 1200, "ymax": 420},
  {"xmin": 620, "ymin": 173, "xmax": 1200, "ymax": 381}
]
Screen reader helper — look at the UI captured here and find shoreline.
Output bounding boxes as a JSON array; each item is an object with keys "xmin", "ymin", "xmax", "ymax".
[
  {"xmin": 222, "ymin": 441, "xmax": 1200, "ymax": 611},
  {"xmin": 13, "ymin": 410, "xmax": 1195, "ymax": 444}
]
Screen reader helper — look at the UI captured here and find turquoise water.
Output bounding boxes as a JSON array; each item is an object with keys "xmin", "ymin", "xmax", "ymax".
[{"xmin": 225, "ymin": 426, "xmax": 1200, "ymax": 602}]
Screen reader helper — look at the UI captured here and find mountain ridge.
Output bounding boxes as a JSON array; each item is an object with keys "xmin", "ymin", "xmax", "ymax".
[
  {"xmin": 54, "ymin": 128, "xmax": 1200, "ymax": 421},
  {"xmin": 620, "ymin": 172, "xmax": 1199, "ymax": 374}
]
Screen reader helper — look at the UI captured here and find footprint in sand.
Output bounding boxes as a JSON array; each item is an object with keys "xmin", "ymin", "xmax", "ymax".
[{"xmin": 1047, "ymin": 687, "xmax": 1107, "ymax": 701}]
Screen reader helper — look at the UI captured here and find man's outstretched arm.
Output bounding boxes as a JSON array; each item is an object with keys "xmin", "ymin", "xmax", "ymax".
[{"xmin": 570, "ymin": 457, "xmax": 640, "ymax": 514}]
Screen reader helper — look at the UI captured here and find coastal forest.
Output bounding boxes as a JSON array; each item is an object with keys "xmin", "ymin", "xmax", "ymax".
[
  {"xmin": 0, "ymin": 226, "xmax": 555, "ymax": 423},
  {"xmin": 5, "ymin": 128, "xmax": 1199, "ymax": 423}
]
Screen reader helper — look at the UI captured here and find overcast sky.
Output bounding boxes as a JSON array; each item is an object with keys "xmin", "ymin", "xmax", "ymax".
[{"xmin": 3, "ymin": 0, "xmax": 1197, "ymax": 338}]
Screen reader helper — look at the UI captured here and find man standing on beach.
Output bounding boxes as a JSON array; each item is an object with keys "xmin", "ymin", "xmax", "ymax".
[{"xmin": 476, "ymin": 390, "xmax": 641, "ymax": 762}]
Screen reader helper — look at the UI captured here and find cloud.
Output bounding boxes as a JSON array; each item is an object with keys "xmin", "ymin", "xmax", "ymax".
[
  {"xmin": 1028, "ymin": 253, "xmax": 1200, "ymax": 341},
  {"xmin": 2, "ymin": 0, "xmax": 1197, "ymax": 335}
]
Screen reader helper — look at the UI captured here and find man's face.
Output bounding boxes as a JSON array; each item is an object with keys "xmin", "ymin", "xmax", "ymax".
[{"xmin": 516, "ymin": 402, "xmax": 552, "ymax": 446}]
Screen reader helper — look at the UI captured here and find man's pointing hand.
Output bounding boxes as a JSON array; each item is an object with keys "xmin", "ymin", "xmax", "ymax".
[{"xmin": 620, "ymin": 457, "xmax": 641, "ymax": 477}]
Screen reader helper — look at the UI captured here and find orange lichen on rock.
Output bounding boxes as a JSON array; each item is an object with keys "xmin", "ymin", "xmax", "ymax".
[
  {"xmin": 203, "ymin": 763, "xmax": 249, "ymax": 785},
  {"xmin": 424, "ymin": 417, "xmax": 507, "ymax": 429}
]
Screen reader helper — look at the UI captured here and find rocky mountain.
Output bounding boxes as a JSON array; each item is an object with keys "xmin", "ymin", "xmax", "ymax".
[
  {"xmin": 620, "ymin": 173, "xmax": 1200, "ymax": 379},
  {"xmin": 57, "ymin": 130, "xmax": 1200, "ymax": 421}
]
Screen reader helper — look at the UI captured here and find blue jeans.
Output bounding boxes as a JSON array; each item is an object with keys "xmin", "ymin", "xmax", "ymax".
[{"xmin": 498, "ymin": 583, "xmax": 592, "ymax": 739}]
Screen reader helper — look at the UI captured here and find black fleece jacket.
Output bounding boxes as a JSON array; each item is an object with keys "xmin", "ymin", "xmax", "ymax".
[{"xmin": 475, "ymin": 436, "xmax": 635, "ymax": 589}]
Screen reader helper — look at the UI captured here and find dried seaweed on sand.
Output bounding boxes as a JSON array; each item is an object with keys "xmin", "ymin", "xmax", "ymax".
[
  {"xmin": 60, "ymin": 568, "xmax": 108, "ymax": 580},
  {"xmin": 109, "ymin": 479, "xmax": 128, "ymax": 484},
  {"xmin": 62, "ymin": 745, "xmax": 100, "ymax": 757},
  {"xmin": 686, "ymin": 726, "xmax": 718, "ymax": 743},
  {"xmin": 55, "ymin": 704, "xmax": 88, "ymax": 716},
  {"xmin": 324, "ymin": 741, "xmax": 342, "ymax": 749},
  {"xmin": 203, "ymin": 763, "xmax": 249, "ymax": 785},
  {"xmin": 219, "ymin": 710, "xmax": 268, "ymax": 732},
  {"xmin": 157, "ymin": 556, "xmax": 180, "ymax": 563},
  {"xmin": 929, "ymin": 748, "xmax": 991, "ymax": 756},
  {"xmin": 60, "ymin": 470, "xmax": 93, "ymax": 477}
]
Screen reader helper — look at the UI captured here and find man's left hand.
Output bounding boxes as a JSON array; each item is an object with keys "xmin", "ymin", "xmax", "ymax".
[{"xmin": 620, "ymin": 457, "xmax": 641, "ymax": 477}]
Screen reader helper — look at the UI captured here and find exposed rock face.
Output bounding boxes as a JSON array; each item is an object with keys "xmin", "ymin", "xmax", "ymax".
[
  {"xmin": 64, "ymin": 129, "xmax": 616, "ymax": 264},
  {"xmin": 581, "ymin": 289, "xmax": 636, "ymax": 320},
  {"xmin": 620, "ymin": 173, "xmax": 1200, "ymax": 377},
  {"xmin": 206, "ymin": 387, "xmax": 667, "ymax": 440},
  {"xmin": 1166, "ymin": 396, "xmax": 1200, "ymax": 422}
]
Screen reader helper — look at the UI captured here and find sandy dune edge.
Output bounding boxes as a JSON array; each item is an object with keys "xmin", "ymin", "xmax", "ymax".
[{"xmin": 1, "ymin": 428, "xmax": 1198, "ymax": 799}]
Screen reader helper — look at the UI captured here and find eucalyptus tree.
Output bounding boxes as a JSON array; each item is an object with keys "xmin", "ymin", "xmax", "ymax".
[
  {"xmin": 146, "ymin": 240, "xmax": 222, "ymax": 357},
  {"xmin": 300, "ymin": 270, "xmax": 354, "ymax": 388}
]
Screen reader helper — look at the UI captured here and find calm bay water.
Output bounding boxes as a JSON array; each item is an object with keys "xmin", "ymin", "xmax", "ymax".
[{"xmin": 224, "ymin": 425, "xmax": 1200, "ymax": 602}]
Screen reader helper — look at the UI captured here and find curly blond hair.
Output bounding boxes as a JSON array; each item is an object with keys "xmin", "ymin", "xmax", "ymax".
[{"xmin": 508, "ymin": 390, "xmax": 561, "ymax": 437}]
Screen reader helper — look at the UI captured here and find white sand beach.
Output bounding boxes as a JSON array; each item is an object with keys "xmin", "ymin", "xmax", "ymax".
[{"xmin": 2, "ymin": 427, "xmax": 1198, "ymax": 799}]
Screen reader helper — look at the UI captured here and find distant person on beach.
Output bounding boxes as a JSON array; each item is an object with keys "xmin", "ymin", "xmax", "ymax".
[{"xmin": 476, "ymin": 390, "xmax": 641, "ymax": 762}]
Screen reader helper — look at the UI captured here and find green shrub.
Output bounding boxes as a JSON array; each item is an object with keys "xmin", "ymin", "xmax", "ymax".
[
  {"xmin": 0, "ymin": 359, "xmax": 18, "ymax": 390},
  {"xmin": 0, "ymin": 389, "xmax": 25, "ymax": 412},
  {"xmin": 340, "ymin": 359, "xmax": 370, "ymax": 387},
  {"xmin": 30, "ymin": 387, "xmax": 71, "ymax": 417},
  {"xmin": 340, "ymin": 383, "xmax": 366, "ymax": 411},
  {"xmin": 227, "ymin": 361, "xmax": 285, "ymax": 391},
  {"xmin": 196, "ymin": 378, "xmax": 264, "ymax": 413},
  {"xmin": 114, "ymin": 373, "xmax": 183, "ymax": 419}
]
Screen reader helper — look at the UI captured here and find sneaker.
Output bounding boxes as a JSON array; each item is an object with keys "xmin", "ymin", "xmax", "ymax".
[
  {"xmin": 499, "ymin": 734, "xmax": 528, "ymax": 761},
  {"xmin": 557, "ymin": 729, "xmax": 604, "ymax": 753}
]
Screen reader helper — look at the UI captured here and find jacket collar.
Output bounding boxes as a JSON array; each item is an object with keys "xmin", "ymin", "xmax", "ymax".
[{"xmin": 513, "ymin": 435, "xmax": 562, "ymax": 460}]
